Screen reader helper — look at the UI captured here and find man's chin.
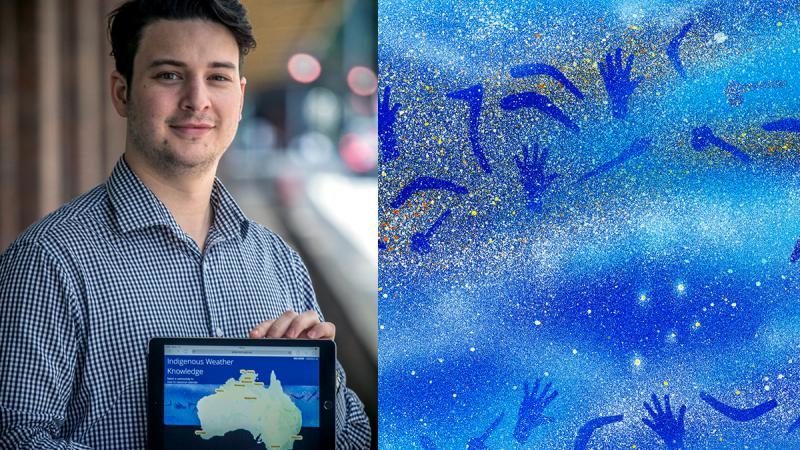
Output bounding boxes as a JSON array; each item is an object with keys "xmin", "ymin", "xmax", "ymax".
[{"xmin": 148, "ymin": 149, "xmax": 220, "ymax": 175}]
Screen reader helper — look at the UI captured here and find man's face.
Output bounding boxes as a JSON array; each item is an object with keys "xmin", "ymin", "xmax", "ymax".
[{"xmin": 113, "ymin": 19, "xmax": 246, "ymax": 175}]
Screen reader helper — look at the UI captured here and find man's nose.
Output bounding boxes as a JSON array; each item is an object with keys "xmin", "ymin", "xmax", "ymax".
[{"xmin": 179, "ymin": 77, "xmax": 211, "ymax": 112}]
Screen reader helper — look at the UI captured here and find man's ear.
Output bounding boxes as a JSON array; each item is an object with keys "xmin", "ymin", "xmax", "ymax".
[
  {"xmin": 110, "ymin": 70, "xmax": 129, "ymax": 118},
  {"xmin": 239, "ymin": 76, "xmax": 247, "ymax": 120}
]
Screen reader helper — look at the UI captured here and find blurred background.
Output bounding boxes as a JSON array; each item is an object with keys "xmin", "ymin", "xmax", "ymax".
[{"xmin": 0, "ymin": 0, "xmax": 377, "ymax": 445}]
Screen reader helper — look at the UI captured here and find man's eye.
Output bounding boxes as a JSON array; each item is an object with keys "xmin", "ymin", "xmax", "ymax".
[
  {"xmin": 156, "ymin": 72, "xmax": 180, "ymax": 80},
  {"xmin": 210, "ymin": 75, "xmax": 231, "ymax": 82}
]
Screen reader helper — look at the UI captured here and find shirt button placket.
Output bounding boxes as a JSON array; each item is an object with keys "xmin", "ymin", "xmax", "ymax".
[{"xmin": 202, "ymin": 254, "xmax": 222, "ymax": 338}]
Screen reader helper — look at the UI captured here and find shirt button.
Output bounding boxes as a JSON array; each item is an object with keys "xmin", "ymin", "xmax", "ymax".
[{"xmin": 215, "ymin": 327, "xmax": 223, "ymax": 337}]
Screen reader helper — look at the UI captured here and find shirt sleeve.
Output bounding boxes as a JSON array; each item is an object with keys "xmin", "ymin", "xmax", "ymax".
[
  {"xmin": 0, "ymin": 240, "xmax": 88, "ymax": 449},
  {"xmin": 288, "ymin": 249, "xmax": 372, "ymax": 449}
]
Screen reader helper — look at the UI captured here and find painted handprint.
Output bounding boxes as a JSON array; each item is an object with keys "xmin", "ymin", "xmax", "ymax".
[
  {"xmin": 515, "ymin": 144, "xmax": 558, "ymax": 213},
  {"xmin": 513, "ymin": 378, "xmax": 558, "ymax": 443},
  {"xmin": 643, "ymin": 393, "xmax": 686, "ymax": 450},
  {"xmin": 379, "ymin": 85, "xmax": 402, "ymax": 160},
  {"xmin": 599, "ymin": 48, "xmax": 644, "ymax": 119}
]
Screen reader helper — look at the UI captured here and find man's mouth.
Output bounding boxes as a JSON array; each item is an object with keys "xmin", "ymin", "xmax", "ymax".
[{"xmin": 169, "ymin": 122, "xmax": 215, "ymax": 138}]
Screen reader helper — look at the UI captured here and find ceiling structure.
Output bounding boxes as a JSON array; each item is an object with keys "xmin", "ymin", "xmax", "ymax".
[{"xmin": 241, "ymin": 0, "xmax": 348, "ymax": 89}]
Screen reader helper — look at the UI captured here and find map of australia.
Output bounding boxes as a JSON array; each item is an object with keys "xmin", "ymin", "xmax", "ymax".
[{"xmin": 194, "ymin": 369, "xmax": 303, "ymax": 450}]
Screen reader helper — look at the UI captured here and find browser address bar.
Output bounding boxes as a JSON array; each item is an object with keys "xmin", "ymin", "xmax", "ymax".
[{"xmin": 190, "ymin": 348, "xmax": 295, "ymax": 355}]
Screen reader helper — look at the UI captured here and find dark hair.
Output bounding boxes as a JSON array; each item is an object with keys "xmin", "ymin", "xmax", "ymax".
[{"xmin": 108, "ymin": 0, "xmax": 257, "ymax": 84}]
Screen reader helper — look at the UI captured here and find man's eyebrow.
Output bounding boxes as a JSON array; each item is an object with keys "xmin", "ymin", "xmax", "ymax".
[
  {"xmin": 209, "ymin": 61, "xmax": 237, "ymax": 70},
  {"xmin": 148, "ymin": 59, "xmax": 187, "ymax": 69},
  {"xmin": 147, "ymin": 59, "xmax": 237, "ymax": 70}
]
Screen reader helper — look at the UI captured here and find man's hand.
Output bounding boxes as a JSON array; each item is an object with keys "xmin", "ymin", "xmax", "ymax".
[{"xmin": 249, "ymin": 310, "xmax": 335, "ymax": 339}]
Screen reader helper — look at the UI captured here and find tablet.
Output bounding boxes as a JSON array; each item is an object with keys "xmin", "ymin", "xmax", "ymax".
[{"xmin": 147, "ymin": 338, "xmax": 336, "ymax": 450}]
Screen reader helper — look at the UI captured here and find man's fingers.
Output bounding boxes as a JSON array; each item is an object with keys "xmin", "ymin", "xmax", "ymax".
[
  {"xmin": 249, "ymin": 319, "xmax": 274, "ymax": 338},
  {"xmin": 304, "ymin": 321, "xmax": 335, "ymax": 340},
  {"xmin": 285, "ymin": 310, "xmax": 321, "ymax": 338},
  {"xmin": 265, "ymin": 311, "xmax": 301, "ymax": 338},
  {"xmin": 250, "ymin": 310, "xmax": 334, "ymax": 339}
]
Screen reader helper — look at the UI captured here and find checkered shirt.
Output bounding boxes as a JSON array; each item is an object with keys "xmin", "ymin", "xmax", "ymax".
[{"xmin": 0, "ymin": 157, "xmax": 371, "ymax": 449}]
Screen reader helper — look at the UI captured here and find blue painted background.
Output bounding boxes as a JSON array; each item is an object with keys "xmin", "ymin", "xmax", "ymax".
[{"xmin": 378, "ymin": 0, "xmax": 800, "ymax": 448}]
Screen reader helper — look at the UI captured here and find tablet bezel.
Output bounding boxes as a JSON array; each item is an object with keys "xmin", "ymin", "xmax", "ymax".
[{"xmin": 147, "ymin": 337, "xmax": 336, "ymax": 449}]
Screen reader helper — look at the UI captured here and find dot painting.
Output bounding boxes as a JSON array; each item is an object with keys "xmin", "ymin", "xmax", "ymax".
[{"xmin": 378, "ymin": 0, "xmax": 800, "ymax": 448}]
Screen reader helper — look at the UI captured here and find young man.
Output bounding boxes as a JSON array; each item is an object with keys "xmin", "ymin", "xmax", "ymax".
[{"xmin": 0, "ymin": 1, "xmax": 370, "ymax": 447}]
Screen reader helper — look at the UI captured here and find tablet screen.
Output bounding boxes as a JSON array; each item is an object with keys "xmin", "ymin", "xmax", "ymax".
[{"xmin": 162, "ymin": 344, "xmax": 321, "ymax": 449}]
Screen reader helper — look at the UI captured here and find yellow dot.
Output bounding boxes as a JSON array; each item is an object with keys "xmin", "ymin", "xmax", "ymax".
[
  {"xmin": 677, "ymin": 283, "xmax": 685, "ymax": 292},
  {"xmin": 471, "ymin": 210, "xmax": 477, "ymax": 216},
  {"xmin": 778, "ymin": 21, "xmax": 783, "ymax": 26},
  {"xmin": 424, "ymin": 121, "xmax": 430, "ymax": 126},
  {"xmin": 488, "ymin": 239, "xmax": 493, "ymax": 244},
  {"xmin": 381, "ymin": 171, "xmax": 387, "ymax": 177},
  {"xmin": 695, "ymin": 321, "xmax": 701, "ymax": 328},
  {"xmin": 632, "ymin": 445, "xmax": 637, "ymax": 449},
  {"xmin": 494, "ymin": 196, "xmax": 500, "ymax": 202},
  {"xmin": 735, "ymin": 389, "xmax": 741, "ymax": 395},
  {"xmin": 663, "ymin": 380, "xmax": 669, "ymax": 386},
  {"xmin": 639, "ymin": 294, "xmax": 647, "ymax": 301},
  {"xmin": 634, "ymin": 359, "xmax": 641, "ymax": 366}
]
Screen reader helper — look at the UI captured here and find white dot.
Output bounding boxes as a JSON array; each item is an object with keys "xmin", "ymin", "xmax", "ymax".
[
  {"xmin": 380, "ymin": 325, "xmax": 385, "ymax": 330},
  {"xmin": 437, "ymin": 358, "xmax": 444, "ymax": 363},
  {"xmin": 544, "ymin": 371, "xmax": 549, "ymax": 376},
  {"xmin": 731, "ymin": 303, "xmax": 737, "ymax": 308},
  {"xmin": 764, "ymin": 385, "xmax": 770, "ymax": 391},
  {"xmin": 778, "ymin": 374, "xmax": 785, "ymax": 379},
  {"xmin": 534, "ymin": 320, "xmax": 542, "ymax": 326},
  {"xmin": 761, "ymin": 258, "xmax": 767, "ymax": 264},
  {"xmin": 727, "ymin": 268, "xmax": 733, "ymax": 274},
  {"xmin": 587, "ymin": 309, "xmax": 592, "ymax": 314},
  {"xmin": 572, "ymin": 349, "xmax": 578, "ymax": 355},
  {"xmin": 411, "ymin": 370, "xmax": 416, "ymax": 376},
  {"xmin": 469, "ymin": 347, "xmax": 476, "ymax": 352},
  {"xmin": 452, "ymin": 393, "xmax": 457, "ymax": 398},
  {"xmin": 755, "ymin": 281, "xmax": 761, "ymax": 287},
  {"xmin": 382, "ymin": 293, "xmax": 388, "ymax": 298}
]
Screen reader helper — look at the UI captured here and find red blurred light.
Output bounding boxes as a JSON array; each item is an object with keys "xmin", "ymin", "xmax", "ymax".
[
  {"xmin": 346, "ymin": 66, "xmax": 378, "ymax": 96},
  {"xmin": 288, "ymin": 53, "xmax": 321, "ymax": 84},
  {"xmin": 339, "ymin": 133, "xmax": 377, "ymax": 173}
]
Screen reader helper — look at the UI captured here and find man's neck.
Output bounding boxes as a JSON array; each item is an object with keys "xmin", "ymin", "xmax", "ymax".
[{"xmin": 123, "ymin": 151, "xmax": 216, "ymax": 252}]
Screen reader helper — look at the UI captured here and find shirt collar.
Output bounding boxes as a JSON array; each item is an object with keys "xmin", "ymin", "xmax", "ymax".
[{"xmin": 106, "ymin": 156, "xmax": 249, "ymax": 242}]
